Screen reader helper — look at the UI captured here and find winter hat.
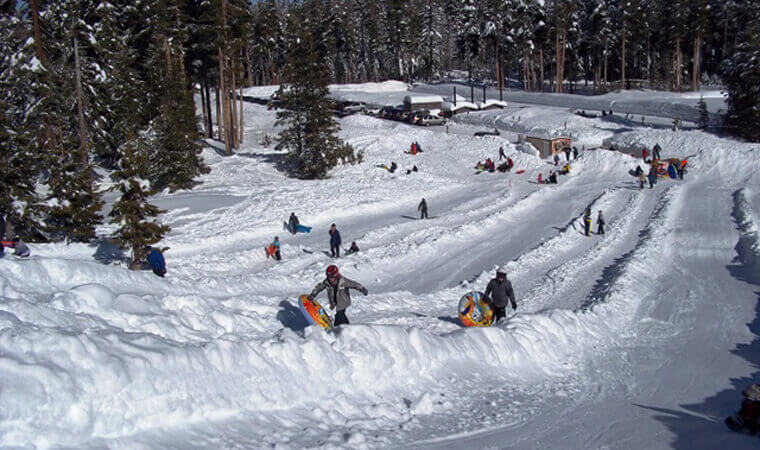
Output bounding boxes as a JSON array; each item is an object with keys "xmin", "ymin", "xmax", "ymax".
[{"xmin": 496, "ymin": 266, "xmax": 507, "ymax": 276}]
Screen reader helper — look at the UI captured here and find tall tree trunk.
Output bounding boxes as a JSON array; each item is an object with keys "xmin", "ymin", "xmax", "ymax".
[
  {"xmin": 245, "ymin": 47, "xmax": 254, "ymax": 87},
  {"xmin": 29, "ymin": 0, "xmax": 49, "ymax": 68},
  {"xmin": 603, "ymin": 38, "xmax": 608, "ymax": 86},
  {"xmin": 239, "ymin": 83, "xmax": 244, "ymax": 145},
  {"xmin": 539, "ymin": 48, "xmax": 544, "ymax": 92},
  {"xmin": 73, "ymin": 36, "xmax": 88, "ymax": 165},
  {"xmin": 675, "ymin": 36, "xmax": 682, "ymax": 92},
  {"xmin": 230, "ymin": 59, "xmax": 238, "ymax": 149},
  {"xmin": 621, "ymin": 21, "xmax": 626, "ymax": 90},
  {"xmin": 204, "ymin": 79, "xmax": 214, "ymax": 138},
  {"xmin": 556, "ymin": 30, "xmax": 561, "ymax": 93},
  {"xmin": 219, "ymin": 47, "xmax": 231, "ymax": 155},
  {"xmin": 200, "ymin": 80, "xmax": 208, "ymax": 136},
  {"xmin": 214, "ymin": 85, "xmax": 221, "ymax": 140},
  {"xmin": 692, "ymin": 35, "xmax": 701, "ymax": 91}
]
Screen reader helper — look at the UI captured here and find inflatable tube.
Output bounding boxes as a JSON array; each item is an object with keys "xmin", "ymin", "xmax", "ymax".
[
  {"xmin": 298, "ymin": 295, "xmax": 333, "ymax": 330},
  {"xmin": 458, "ymin": 291, "xmax": 494, "ymax": 327}
]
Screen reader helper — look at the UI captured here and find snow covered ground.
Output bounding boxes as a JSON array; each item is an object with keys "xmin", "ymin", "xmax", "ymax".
[{"xmin": 0, "ymin": 82, "xmax": 758, "ymax": 449}]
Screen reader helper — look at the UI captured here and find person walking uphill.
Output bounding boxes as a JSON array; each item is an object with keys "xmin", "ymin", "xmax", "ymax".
[
  {"xmin": 329, "ymin": 223, "xmax": 342, "ymax": 258},
  {"xmin": 583, "ymin": 208, "xmax": 592, "ymax": 236},
  {"xmin": 145, "ymin": 245, "xmax": 166, "ymax": 277},
  {"xmin": 597, "ymin": 210, "xmax": 605, "ymax": 235},
  {"xmin": 484, "ymin": 267, "xmax": 517, "ymax": 323},
  {"xmin": 311, "ymin": 265, "xmax": 368, "ymax": 326},
  {"xmin": 418, "ymin": 198, "xmax": 428, "ymax": 219}
]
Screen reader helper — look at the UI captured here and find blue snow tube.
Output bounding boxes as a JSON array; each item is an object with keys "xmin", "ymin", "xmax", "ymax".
[{"xmin": 667, "ymin": 164, "xmax": 677, "ymax": 179}]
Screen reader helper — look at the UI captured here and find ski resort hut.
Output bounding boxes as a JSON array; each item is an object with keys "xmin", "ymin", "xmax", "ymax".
[
  {"xmin": 403, "ymin": 95, "xmax": 443, "ymax": 112},
  {"xmin": 522, "ymin": 135, "xmax": 572, "ymax": 159}
]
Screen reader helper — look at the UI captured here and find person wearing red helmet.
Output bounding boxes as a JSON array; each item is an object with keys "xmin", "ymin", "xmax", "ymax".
[{"xmin": 310, "ymin": 265, "xmax": 368, "ymax": 326}]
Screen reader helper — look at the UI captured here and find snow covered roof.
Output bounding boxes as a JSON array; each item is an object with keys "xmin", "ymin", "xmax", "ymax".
[{"xmin": 403, "ymin": 95, "xmax": 444, "ymax": 104}]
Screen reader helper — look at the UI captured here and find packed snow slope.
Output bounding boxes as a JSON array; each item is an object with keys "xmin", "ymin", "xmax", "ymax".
[{"xmin": 0, "ymin": 82, "xmax": 758, "ymax": 449}]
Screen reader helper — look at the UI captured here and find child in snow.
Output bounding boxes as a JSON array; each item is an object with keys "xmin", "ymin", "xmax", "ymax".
[
  {"xmin": 346, "ymin": 241, "xmax": 360, "ymax": 255},
  {"xmin": 266, "ymin": 236, "xmax": 281, "ymax": 260},
  {"xmin": 597, "ymin": 211, "xmax": 605, "ymax": 235},
  {"xmin": 311, "ymin": 265, "xmax": 368, "ymax": 326},
  {"xmin": 583, "ymin": 209, "xmax": 592, "ymax": 236},
  {"xmin": 538, "ymin": 173, "xmax": 544, "ymax": 184},
  {"xmin": 484, "ymin": 266, "xmax": 517, "ymax": 323},
  {"xmin": 145, "ymin": 245, "xmax": 166, "ymax": 278},
  {"xmin": 329, "ymin": 224, "xmax": 341, "ymax": 258},
  {"xmin": 418, "ymin": 198, "xmax": 428, "ymax": 219}
]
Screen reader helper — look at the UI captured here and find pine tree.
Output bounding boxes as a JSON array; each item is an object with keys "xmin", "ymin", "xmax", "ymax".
[
  {"xmin": 276, "ymin": 27, "xmax": 360, "ymax": 179},
  {"xmin": 109, "ymin": 132, "xmax": 170, "ymax": 265},
  {"xmin": 697, "ymin": 95, "xmax": 709, "ymax": 130},
  {"xmin": 722, "ymin": 17, "xmax": 760, "ymax": 141}
]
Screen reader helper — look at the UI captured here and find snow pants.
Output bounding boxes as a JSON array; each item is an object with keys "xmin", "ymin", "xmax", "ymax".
[
  {"xmin": 331, "ymin": 245, "xmax": 340, "ymax": 258},
  {"xmin": 420, "ymin": 210, "xmax": 428, "ymax": 219},
  {"xmin": 334, "ymin": 310, "xmax": 349, "ymax": 326},
  {"xmin": 494, "ymin": 306, "xmax": 507, "ymax": 323}
]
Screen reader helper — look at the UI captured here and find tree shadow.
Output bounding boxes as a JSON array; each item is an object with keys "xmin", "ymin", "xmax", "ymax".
[
  {"xmin": 276, "ymin": 300, "xmax": 310, "ymax": 332},
  {"xmin": 91, "ymin": 237, "xmax": 127, "ymax": 265}
]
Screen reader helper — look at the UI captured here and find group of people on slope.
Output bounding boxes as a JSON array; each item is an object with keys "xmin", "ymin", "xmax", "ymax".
[{"xmin": 582, "ymin": 208, "xmax": 605, "ymax": 236}]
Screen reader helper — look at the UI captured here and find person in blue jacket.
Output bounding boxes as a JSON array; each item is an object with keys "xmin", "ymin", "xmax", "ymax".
[
  {"xmin": 144, "ymin": 245, "xmax": 166, "ymax": 277},
  {"xmin": 329, "ymin": 223, "xmax": 342, "ymax": 258}
]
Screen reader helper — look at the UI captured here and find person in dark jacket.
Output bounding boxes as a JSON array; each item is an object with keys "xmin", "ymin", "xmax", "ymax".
[
  {"xmin": 311, "ymin": 265, "xmax": 368, "ymax": 326},
  {"xmin": 583, "ymin": 208, "xmax": 592, "ymax": 236},
  {"xmin": 418, "ymin": 198, "xmax": 428, "ymax": 219},
  {"xmin": 484, "ymin": 266, "xmax": 517, "ymax": 323},
  {"xmin": 652, "ymin": 143, "xmax": 662, "ymax": 160},
  {"xmin": 346, "ymin": 241, "xmax": 360, "ymax": 255},
  {"xmin": 499, "ymin": 146, "xmax": 506, "ymax": 160},
  {"xmin": 329, "ymin": 223, "xmax": 342, "ymax": 258},
  {"xmin": 572, "ymin": 146, "xmax": 579, "ymax": 160},
  {"xmin": 144, "ymin": 245, "xmax": 166, "ymax": 277},
  {"xmin": 597, "ymin": 210, "xmax": 605, "ymax": 235},
  {"xmin": 288, "ymin": 213, "xmax": 299, "ymax": 234},
  {"xmin": 564, "ymin": 146, "xmax": 571, "ymax": 161},
  {"xmin": 648, "ymin": 166, "xmax": 657, "ymax": 189}
]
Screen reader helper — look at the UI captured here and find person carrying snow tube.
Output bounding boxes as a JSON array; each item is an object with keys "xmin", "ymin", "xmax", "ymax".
[
  {"xmin": 286, "ymin": 212, "xmax": 312, "ymax": 234},
  {"xmin": 484, "ymin": 266, "xmax": 516, "ymax": 324},
  {"xmin": 310, "ymin": 265, "xmax": 367, "ymax": 326},
  {"xmin": 145, "ymin": 245, "xmax": 166, "ymax": 278}
]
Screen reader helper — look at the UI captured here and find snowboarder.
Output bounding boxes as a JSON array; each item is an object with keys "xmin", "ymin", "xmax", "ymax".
[
  {"xmin": 266, "ymin": 236, "xmax": 281, "ymax": 260},
  {"xmin": 583, "ymin": 209, "xmax": 592, "ymax": 236},
  {"xmin": 310, "ymin": 265, "xmax": 368, "ymax": 326},
  {"xmin": 145, "ymin": 245, "xmax": 166, "ymax": 278},
  {"xmin": 346, "ymin": 241, "xmax": 360, "ymax": 255},
  {"xmin": 418, "ymin": 198, "xmax": 428, "ymax": 219},
  {"xmin": 499, "ymin": 146, "xmax": 506, "ymax": 160},
  {"xmin": 329, "ymin": 224, "xmax": 342, "ymax": 258},
  {"xmin": 726, "ymin": 384, "xmax": 760, "ymax": 434},
  {"xmin": 597, "ymin": 211, "xmax": 605, "ymax": 235},
  {"xmin": 484, "ymin": 266, "xmax": 517, "ymax": 323},
  {"xmin": 652, "ymin": 143, "xmax": 662, "ymax": 160}
]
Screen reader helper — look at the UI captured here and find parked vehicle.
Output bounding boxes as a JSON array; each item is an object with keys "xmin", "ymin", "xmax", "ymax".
[
  {"xmin": 415, "ymin": 114, "xmax": 446, "ymax": 126},
  {"xmin": 379, "ymin": 106, "xmax": 395, "ymax": 118}
]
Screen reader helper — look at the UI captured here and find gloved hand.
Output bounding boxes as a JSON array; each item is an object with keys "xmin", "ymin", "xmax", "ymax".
[{"xmin": 360, "ymin": 288, "xmax": 368, "ymax": 296}]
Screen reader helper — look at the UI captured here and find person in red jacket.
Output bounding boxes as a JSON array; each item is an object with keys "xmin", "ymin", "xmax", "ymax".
[{"xmin": 642, "ymin": 148, "xmax": 648, "ymax": 161}]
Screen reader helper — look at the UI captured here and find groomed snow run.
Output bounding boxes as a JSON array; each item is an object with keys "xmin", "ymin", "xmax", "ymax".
[{"xmin": 0, "ymin": 82, "xmax": 758, "ymax": 449}]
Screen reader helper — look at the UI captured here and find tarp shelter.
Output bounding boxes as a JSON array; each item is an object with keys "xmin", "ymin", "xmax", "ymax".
[
  {"xmin": 522, "ymin": 135, "xmax": 572, "ymax": 159},
  {"xmin": 404, "ymin": 95, "xmax": 443, "ymax": 112}
]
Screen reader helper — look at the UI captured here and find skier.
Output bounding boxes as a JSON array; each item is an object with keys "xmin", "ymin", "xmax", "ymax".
[
  {"xmin": 288, "ymin": 213, "xmax": 299, "ymax": 234},
  {"xmin": 484, "ymin": 266, "xmax": 517, "ymax": 323},
  {"xmin": 499, "ymin": 146, "xmax": 506, "ymax": 160},
  {"xmin": 310, "ymin": 265, "xmax": 368, "ymax": 326},
  {"xmin": 597, "ymin": 210, "xmax": 605, "ymax": 235},
  {"xmin": 583, "ymin": 209, "xmax": 592, "ymax": 236},
  {"xmin": 345, "ymin": 241, "xmax": 360, "ymax": 255},
  {"xmin": 418, "ymin": 198, "xmax": 428, "ymax": 219},
  {"xmin": 145, "ymin": 245, "xmax": 166, "ymax": 278},
  {"xmin": 266, "ymin": 236, "xmax": 281, "ymax": 260},
  {"xmin": 329, "ymin": 224, "xmax": 342, "ymax": 258}
]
